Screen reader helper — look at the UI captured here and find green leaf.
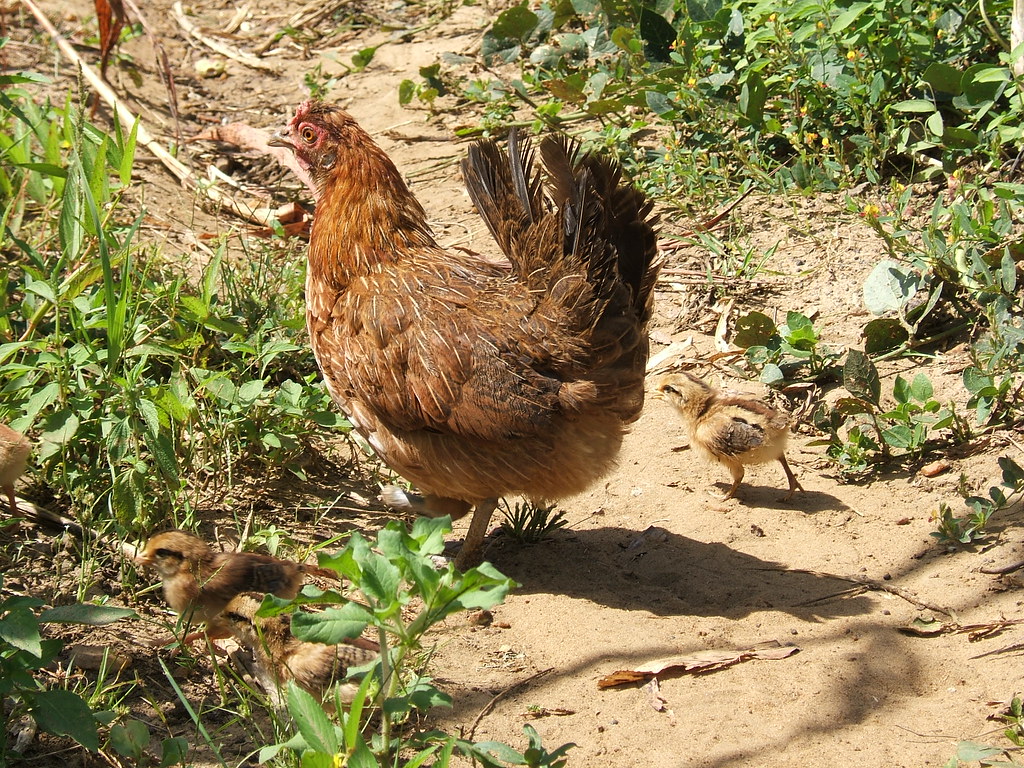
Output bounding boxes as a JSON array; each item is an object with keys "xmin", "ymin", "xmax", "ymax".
[
  {"xmin": 110, "ymin": 720, "xmax": 150, "ymax": 760},
  {"xmin": 291, "ymin": 602, "xmax": 373, "ymax": 644},
  {"xmin": 287, "ymin": 681, "xmax": 339, "ymax": 755},
  {"xmin": 892, "ymin": 375, "xmax": 910, "ymax": 405},
  {"xmin": 39, "ymin": 605, "xmax": 136, "ymax": 625},
  {"xmin": 360, "ymin": 552, "xmax": 402, "ymax": 606},
  {"xmin": 30, "ymin": 689, "xmax": 99, "ymax": 751},
  {"xmin": 998, "ymin": 457, "xmax": 1024, "ymax": 489},
  {"xmin": 844, "ymin": 349, "xmax": 880, "ymax": 406},
  {"xmin": 910, "ymin": 373, "xmax": 933, "ymax": 402},
  {"xmin": 922, "ymin": 62, "xmax": 962, "ymax": 95},
  {"xmin": 882, "ymin": 424, "xmax": 913, "ymax": 449},
  {"xmin": 733, "ymin": 311, "xmax": 777, "ymax": 348},
  {"xmin": 759, "ymin": 363, "xmax": 784, "ymax": 386},
  {"xmin": 160, "ymin": 737, "xmax": 189, "ymax": 766},
  {"xmin": 862, "ymin": 318, "xmax": 908, "ymax": 354},
  {"xmin": 892, "ymin": 99, "xmax": 936, "ymax": 113},
  {"xmin": 829, "ymin": 2, "xmax": 868, "ymax": 33},
  {"xmin": 863, "ymin": 260, "xmax": 918, "ymax": 315},
  {"xmin": 0, "ymin": 607, "xmax": 42, "ymax": 656},
  {"xmin": 956, "ymin": 741, "xmax": 1004, "ymax": 761},
  {"xmin": 491, "ymin": 5, "xmax": 540, "ymax": 41},
  {"xmin": 739, "ymin": 70, "xmax": 767, "ymax": 126},
  {"xmin": 962, "ymin": 367, "xmax": 993, "ymax": 395}
]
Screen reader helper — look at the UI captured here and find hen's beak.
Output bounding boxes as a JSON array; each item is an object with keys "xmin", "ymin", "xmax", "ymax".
[{"xmin": 267, "ymin": 131, "xmax": 294, "ymax": 150}]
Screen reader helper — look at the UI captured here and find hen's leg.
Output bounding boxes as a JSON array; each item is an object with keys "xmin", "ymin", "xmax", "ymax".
[
  {"xmin": 454, "ymin": 498, "xmax": 499, "ymax": 570},
  {"xmin": 778, "ymin": 456, "xmax": 804, "ymax": 501}
]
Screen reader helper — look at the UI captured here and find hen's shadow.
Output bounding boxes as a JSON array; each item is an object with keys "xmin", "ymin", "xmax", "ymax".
[{"xmin": 484, "ymin": 524, "xmax": 872, "ymax": 621}]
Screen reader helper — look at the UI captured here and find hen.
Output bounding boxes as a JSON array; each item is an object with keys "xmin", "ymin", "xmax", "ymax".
[
  {"xmin": 654, "ymin": 372, "xmax": 803, "ymax": 500},
  {"xmin": 222, "ymin": 594, "xmax": 378, "ymax": 711},
  {"xmin": 0, "ymin": 424, "xmax": 30, "ymax": 516},
  {"xmin": 269, "ymin": 101, "xmax": 659, "ymax": 567},
  {"xmin": 135, "ymin": 530, "xmax": 331, "ymax": 645}
]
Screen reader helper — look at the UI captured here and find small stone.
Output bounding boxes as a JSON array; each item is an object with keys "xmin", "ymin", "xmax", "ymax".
[
  {"xmin": 468, "ymin": 610, "xmax": 493, "ymax": 627},
  {"xmin": 195, "ymin": 58, "xmax": 226, "ymax": 78}
]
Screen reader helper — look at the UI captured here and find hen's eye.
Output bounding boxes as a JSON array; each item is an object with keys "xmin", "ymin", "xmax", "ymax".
[{"xmin": 301, "ymin": 126, "xmax": 317, "ymax": 144}]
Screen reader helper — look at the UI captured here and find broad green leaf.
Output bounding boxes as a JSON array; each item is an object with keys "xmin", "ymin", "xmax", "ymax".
[
  {"xmin": 962, "ymin": 367, "xmax": 993, "ymax": 394},
  {"xmin": 110, "ymin": 720, "xmax": 150, "ymax": 760},
  {"xmin": 291, "ymin": 603, "xmax": 373, "ymax": 644},
  {"xmin": 39, "ymin": 605, "xmax": 136, "ymax": 625},
  {"xmin": 829, "ymin": 2, "xmax": 868, "ymax": 33},
  {"xmin": 160, "ymin": 737, "xmax": 189, "ymax": 767},
  {"xmin": 998, "ymin": 457, "xmax": 1024, "ymax": 489},
  {"xmin": 862, "ymin": 318, "xmax": 907, "ymax": 354},
  {"xmin": 891, "ymin": 99, "xmax": 936, "ymax": 113},
  {"xmin": 733, "ymin": 311, "xmax": 777, "ymax": 348},
  {"xmin": 490, "ymin": 5, "xmax": 539, "ymax": 41},
  {"xmin": 0, "ymin": 607, "xmax": 42, "ymax": 656},
  {"xmin": 910, "ymin": 373, "xmax": 933, "ymax": 402},
  {"xmin": 863, "ymin": 260, "xmax": 917, "ymax": 315},
  {"xmin": 30, "ymin": 689, "xmax": 99, "ymax": 751},
  {"xmin": 287, "ymin": 681, "xmax": 339, "ymax": 755},
  {"xmin": 360, "ymin": 552, "xmax": 402, "ymax": 606},
  {"xmin": 922, "ymin": 62, "xmax": 962, "ymax": 95}
]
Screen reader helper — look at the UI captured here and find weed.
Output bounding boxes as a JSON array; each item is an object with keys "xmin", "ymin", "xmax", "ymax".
[
  {"xmin": 500, "ymin": 501, "xmax": 569, "ymax": 544},
  {"xmin": 932, "ymin": 456, "xmax": 1024, "ymax": 545}
]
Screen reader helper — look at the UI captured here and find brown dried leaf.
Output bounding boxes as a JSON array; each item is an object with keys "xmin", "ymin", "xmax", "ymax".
[
  {"xmin": 95, "ymin": 0, "xmax": 125, "ymax": 77},
  {"xmin": 643, "ymin": 678, "xmax": 667, "ymax": 712},
  {"xmin": 597, "ymin": 640, "xmax": 799, "ymax": 689}
]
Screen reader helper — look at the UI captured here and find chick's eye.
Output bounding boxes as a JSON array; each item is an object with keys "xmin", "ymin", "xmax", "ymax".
[{"xmin": 300, "ymin": 126, "xmax": 317, "ymax": 144}]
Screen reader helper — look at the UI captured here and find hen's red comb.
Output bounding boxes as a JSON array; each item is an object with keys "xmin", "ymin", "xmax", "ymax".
[{"xmin": 291, "ymin": 99, "xmax": 316, "ymax": 127}]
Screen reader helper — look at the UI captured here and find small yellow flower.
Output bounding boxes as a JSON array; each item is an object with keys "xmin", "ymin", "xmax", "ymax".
[
  {"xmin": 804, "ymin": 132, "xmax": 818, "ymax": 145},
  {"xmin": 816, "ymin": 20, "xmax": 825, "ymax": 29},
  {"xmin": 936, "ymin": 29, "xmax": 944, "ymax": 39},
  {"xmin": 821, "ymin": 136, "xmax": 831, "ymax": 148},
  {"xmin": 768, "ymin": 13, "xmax": 776, "ymax": 21},
  {"xmin": 846, "ymin": 49, "xmax": 858, "ymax": 61},
  {"xmin": 894, "ymin": 182, "xmax": 907, "ymax": 193},
  {"xmin": 687, "ymin": 77, "xmax": 697, "ymax": 87},
  {"xmin": 862, "ymin": 203, "xmax": 881, "ymax": 218},
  {"xmin": 799, "ymin": 106, "xmax": 808, "ymax": 116}
]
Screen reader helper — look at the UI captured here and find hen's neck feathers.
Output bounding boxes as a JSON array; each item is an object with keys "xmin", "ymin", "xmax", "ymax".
[{"xmin": 309, "ymin": 136, "xmax": 437, "ymax": 288}]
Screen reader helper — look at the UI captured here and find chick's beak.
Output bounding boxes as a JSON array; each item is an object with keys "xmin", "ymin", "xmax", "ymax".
[{"xmin": 267, "ymin": 131, "xmax": 294, "ymax": 150}]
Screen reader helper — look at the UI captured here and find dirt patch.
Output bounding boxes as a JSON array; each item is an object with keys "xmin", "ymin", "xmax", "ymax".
[{"xmin": 7, "ymin": 1, "xmax": 1024, "ymax": 766}]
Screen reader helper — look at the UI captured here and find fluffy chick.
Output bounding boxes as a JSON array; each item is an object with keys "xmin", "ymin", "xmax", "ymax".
[
  {"xmin": 135, "ymin": 530, "xmax": 323, "ymax": 643},
  {"xmin": 0, "ymin": 424, "xmax": 30, "ymax": 516},
  {"xmin": 655, "ymin": 372, "xmax": 803, "ymax": 501},
  {"xmin": 222, "ymin": 594, "xmax": 378, "ymax": 711}
]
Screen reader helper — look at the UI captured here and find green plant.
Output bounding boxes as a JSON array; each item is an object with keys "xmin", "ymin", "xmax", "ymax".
[
  {"xmin": 399, "ymin": 64, "xmax": 448, "ymax": 112},
  {"xmin": 0, "ymin": 588, "xmax": 134, "ymax": 758},
  {"xmin": 944, "ymin": 740, "xmax": 1023, "ymax": 767},
  {"xmin": 815, "ymin": 350, "xmax": 959, "ymax": 473},
  {"xmin": 734, "ymin": 309, "xmax": 843, "ymax": 385},
  {"xmin": 255, "ymin": 515, "xmax": 573, "ymax": 767},
  {"xmin": 500, "ymin": 501, "xmax": 569, "ymax": 544},
  {"xmin": 932, "ymin": 456, "xmax": 1024, "ymax": 545}
]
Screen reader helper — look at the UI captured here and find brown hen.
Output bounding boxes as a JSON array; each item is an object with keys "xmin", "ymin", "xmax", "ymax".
[
  {"xmin": 270, "ymin": 101, "xmax": 659, "ymax": 567},
  {"xmin": 655, "ymin": 372, "xmax": 803, "ymax": 500}
]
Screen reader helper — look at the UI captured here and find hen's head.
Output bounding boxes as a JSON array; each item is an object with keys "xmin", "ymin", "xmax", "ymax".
[{"xmin": 269, "ymin": 101, "xmax": 363, "ymax": 186}]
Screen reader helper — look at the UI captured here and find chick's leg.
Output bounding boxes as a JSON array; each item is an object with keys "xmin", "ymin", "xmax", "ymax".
[
  {"xmin": 454, "ymin": 498, "xmax": 499, "ymax": 570},
  {"xmin": 717, "ymin": 461, "xmax": 744, "ymax": 500},
  {"xmin": 778, "ymin": 455, "xmax": 804, "ymax": 501},
  {"xmin": 5, "ymin": 484, "xmax": 18, "ymax": 515},
  {"xmin": 380, "ymin": 487, "xmax": 472, "ymax": 520}
]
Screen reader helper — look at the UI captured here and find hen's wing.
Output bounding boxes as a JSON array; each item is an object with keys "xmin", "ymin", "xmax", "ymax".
[{"xmin": 323, "ymin": 267, "xmax": 565, "ymax": 443}]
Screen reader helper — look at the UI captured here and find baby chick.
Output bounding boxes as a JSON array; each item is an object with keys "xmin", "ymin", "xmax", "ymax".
[
  {"xmin": 222, "ymin": 594, "xmax": 378, "ymax": 711},
  {"xmin": 136, "ymin": 530, "xmax": 329, "ymax": 644},
  {"xmin": 655, "ymin": 372, "xmax": 803, "ymax": 501},
  {"xmin": 0, "ymin": 424, "xmax": 30, "ymax": 516}
]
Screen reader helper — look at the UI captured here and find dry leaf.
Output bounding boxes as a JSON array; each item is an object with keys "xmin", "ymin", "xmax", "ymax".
[
  {"xmin": 523, "ymin": 707, "xmax": 575, "ymax": 719},
  {"xmin": 597, "ymin": 640, "xmax": 799, "ymax": 689},
  {"xmin": 643, "ymin": 678, "xmax": 667, "ymax": 712},
  {"xmin": 919, "ymin": 459, "xmax": 951, "ymax": 478}
]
